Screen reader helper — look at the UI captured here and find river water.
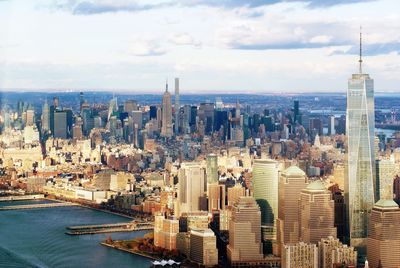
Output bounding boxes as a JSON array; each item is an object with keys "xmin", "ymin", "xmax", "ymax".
[{"xmin": 0, "ymin": 200, "xmax": 151, "ymax": 268}]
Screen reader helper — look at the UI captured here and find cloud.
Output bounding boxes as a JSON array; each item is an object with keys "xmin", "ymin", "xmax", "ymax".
[
  {"xmin": 331, "ymin": 41, "xmax": 400, "ymax": 56},
  {"xmin": 168, "ymin": 33, "xmax": 201, "ymax": 48},
  {"xmin": 217, "ymin": 23, "xmax": 350, "ymax": 50},
  {"xmin": 53, "ymin": 0, "xmax": 170, "ymax": 15},
  {"xmin": 128, "ymin": 40, "xmax": 166, "ymax": 56},
  {"xmin": 52, "ymin": 0, "xmax": 376, "ymax": 15}
]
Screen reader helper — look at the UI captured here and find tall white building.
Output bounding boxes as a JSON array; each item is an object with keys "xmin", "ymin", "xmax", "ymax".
[
  {"xmin": 345, "ymin": 31, "xmax": 375, "ymax": 252},
  {"xmin": 178, "ymin": 162, "xmax": 206, "ymax": 215},
  {"xmin": 253, "ymin": 159, "xmax": 279, "ymax": 241},
  {"xmin": 161, "ymin": 81, "xmax": 173, "ymax": 138}
]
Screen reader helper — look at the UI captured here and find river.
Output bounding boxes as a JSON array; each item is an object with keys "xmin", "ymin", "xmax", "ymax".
[{"xmin": 0, "ymin": 200, "xmax": 151, "ymax": 268}]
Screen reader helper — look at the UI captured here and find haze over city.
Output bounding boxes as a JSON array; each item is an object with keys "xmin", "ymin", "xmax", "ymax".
[{"xmin": 1, "ymin": 0, "xmax": 400, "ymax": 93}]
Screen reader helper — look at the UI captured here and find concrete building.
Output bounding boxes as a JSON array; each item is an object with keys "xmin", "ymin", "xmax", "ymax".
[
  {"xmin": 299, "ymin": 181, "xmax": 336, "ymax": 244},
  {"xmin": 227, "ymin": 183, "xmax": 245, "ymax": 206},
  {"xmin": 161, "ymin": 81, "xmax": 173, "ymax": 138},
  {"xmin": 207, "ymin": 183, "xmax": 225, "ymax": 212},
  {"xmin": 252, "ymin": 159, "xmax": 279, "ymax": 241},
  {"xmin": 276, "ymin": 166, "xmax": 308, "ymax": 255},
  {"xmin": 318, "ymin": 236, "xmax": 357, "ymax": 268},
  {"xmin": 282, "ymin": 242, "xmax": 318, "ymax": 268},
  {"xmin": 367, "ymin": 199, "xmax": 400, "ymax": 268},
  {"xmin": 189, "ymin": 229, "xmax": 218, "ymax": 267},
  {"xmin": 227, "ymin": 196, "xmax": 264, "ymax": 266},
  {"xmin": 178, "ymin": 162, "xmax": 206, "ymax": 215},
  {"xmin": 154, "ymin": 214, "xmax": 179, "ymax": 250},
  {"xmin": 206, "ymin": 153, "xmax": 218, "ymax": 184}
]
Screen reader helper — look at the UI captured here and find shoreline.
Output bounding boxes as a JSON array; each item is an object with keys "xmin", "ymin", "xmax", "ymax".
[{"xmin": 100, "ymin": 242, "xmax": 160, "ymax": 261}]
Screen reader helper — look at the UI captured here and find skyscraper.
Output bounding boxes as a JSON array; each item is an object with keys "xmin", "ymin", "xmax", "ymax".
[
  {"xmin": 161, "ymin": 81, "xmax": 173, "ymax": 138},
  {"xmin": 299, "ymin": 181, "xmax": 336, "ymax": 244},
  {"xmin": 345, "ymin": 31, "xmax": 375, "ymax": 252},
  {"xmin": 178, "ymin": 162, "xmax": 206, "ymax": 215},
  {"xmin": 174, "ymin": 77, "xmax": 180, "ymax": 135},
  {"xmin": 276, "ymin": 166, "xmax": 308, "ymax": 256},
  {"xmin": 253, "ymin": 159, "xmax": 279, "ymax": 241},
  {"xmin": 367, "ymin": 199, "xmax": 400, "ymax": 268},
  {"xmin": 42, "ymin": 100, "xmax": 50, "ymax": 132},
  {"xmin": 206, "ymin": 153, "xmax": 218, "ymax": 184},
  {"xmin": 227, "ymin": 196, "xmax": 264, "ymax": 266}
]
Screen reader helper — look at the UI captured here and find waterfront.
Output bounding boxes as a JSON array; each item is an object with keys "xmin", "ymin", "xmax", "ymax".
[{"xmin": 0, "ymin": 200, "xmax": 151, "ymax": 268}]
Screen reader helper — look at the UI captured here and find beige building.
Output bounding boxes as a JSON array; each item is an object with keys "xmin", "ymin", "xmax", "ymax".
[
  {"xmin": 367, "ymin": 199, "xmax": 400, "ymax": 268},
  {"xmin": 154, "ymin": 214, "xmax": 179, "ymax": 250},
  {"xmin": 227, "ymin": 184, "xmax": 246, "ymax": 206},
  {"xmin": 318, "ymin": 236, "xmax": 357, "ymax": 268},
  {"xmin": 299, "ymin": 181, "xmax": 336, "ymax": 244},
  {"xmin": 161, "ymin": 82, "xmax": 173, "ymax": 138},
  {"xmin": 282, "ymin": 242, "xmax": 318, "ymax": 268},
  {"xmin": 190, "ymin": 229, "xmax": 218, "ymax": 267},
  {"xmin": 227, "ymin": 196, "xmax": 264, "ymax": 266},
  {"xmin": 178, "ymin": 162, "xmax": 206, "ymax": 215},
  {"xmin": 276, "ymin": 166, "xmax": 308, "ymax": 255},
  {"xmin": 207, "ymin": 183, "xmax": 225, "ymax": 212}
]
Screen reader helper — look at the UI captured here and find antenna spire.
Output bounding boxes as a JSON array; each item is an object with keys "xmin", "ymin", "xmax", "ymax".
[
  {"xmin": 359, "ymin": 26, "xmax": 363, "ymax": 74},
  {"xmin": 165, "ymin": 78, "xmax": 168, "ymax": 92}
]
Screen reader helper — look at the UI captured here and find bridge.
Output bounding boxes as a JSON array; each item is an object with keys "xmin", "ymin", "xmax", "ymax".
[
  {"xmin": 66, "ymin": 221, "xmax": 154, "ymax": 235},
  {"xmin": 0, "ymin": 202, "xmax": 79, "ymax": 210}
]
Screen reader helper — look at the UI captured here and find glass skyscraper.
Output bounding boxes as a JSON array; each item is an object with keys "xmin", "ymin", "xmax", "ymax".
[{"xmin": 345, "ymin": 35, "xmax": 375, "ymax": 253}]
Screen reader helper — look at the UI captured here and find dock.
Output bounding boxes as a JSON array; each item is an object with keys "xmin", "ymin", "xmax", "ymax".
[
  {"xmin": 0, "ymin": 194, "xmax": 45, "ymax": 202},
  {"xmin": 66, "ymin": 221, "xmax": 154, "ymax": 235},
  {"xmin": 0, "ymin": 202, "xmax": 79, "ymax": 210}
]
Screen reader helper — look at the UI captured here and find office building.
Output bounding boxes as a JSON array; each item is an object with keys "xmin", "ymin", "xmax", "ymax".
[
  {"xmin": 161, "ymin": 81, "xmax": 173, "ymax": 138},
  {"xmin": 299, "ymin": 181, "xmax": 336, "ymax": 244},
  {"xmin": 276, "ymin": 166, "xmax": 308, "ymax": 255},
  {"xmin": 252, "ymin": 159, "xmax": 279, "ymax": 241},
  {"xmin": 206, "ymin": 153, "xmax": 218, "ymax": 184},
  {"xmin": 345, "ymin": 32, "xmax": 376, "ymax": 252},
  {"xmin": 154, "ymin": 214, "xmax": 179, "ymax": 250},
  {"xmin": 207, "ymin": 183, "xmax": 225, "ymax": 212},
  {"xmin": 319, "ymin": 236, "xmax": 357, "ymax": 268},
  {"xmin": 227, "ymin": 196, "xmax": 264, "ymax": 266},
  {"xmin": 282, "ymin": 242, "xmax": 318, "ymax": 268},
  {"xmin": 189, "ymin": 229, "xmax": 218, "ymax": 267},
  {"xmin": 227, "ymin": 184, "xmax": 246, "ymax": 206},
  {"xmin": 367, "ymin": 199, "xmax": 400, "ymax": 268},
  {"xmin": 41, "ymin": 100, "xmax": 50, "ymax": 132},
  {"xmin": 376, "ymin": 158, "xmax": 395, "ymax": 200},
  {"xmin": 178, "ymin": 162, "xmax": 206, "ymax": 215}
]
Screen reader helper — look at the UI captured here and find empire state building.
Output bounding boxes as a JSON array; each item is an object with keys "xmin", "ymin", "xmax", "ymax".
[{"xmin": 345, "ymin": 30, "xmax": 376, "ymax": 254}]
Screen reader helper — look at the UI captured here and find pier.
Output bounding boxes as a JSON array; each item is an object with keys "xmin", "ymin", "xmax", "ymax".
[
  {"xmin": 66, "ymin": 221, "xmax": 154, "ymax": 235},
  {"xmin": 0, "ymin": 202, "xmax": 79, "ymax": 210},
  {"xmin": 0, "ymin": 194, "xmax": 45, "ymax": 202}
]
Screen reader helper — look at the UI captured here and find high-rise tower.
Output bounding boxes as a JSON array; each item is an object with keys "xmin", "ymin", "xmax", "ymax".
[
  {"xmin": 174, "ymin": 78, "xmax": 180, "ymax": 135},
  {"xmin": 161, "ymin": 80, "xmax": 173, "ymax": 138},
  {"xmin": 345, "ymin": 29, "xmax": 375, "ymax": 253},
  {"xmin": 41, "ymin": 100, "xmax": 50, "ymax": 132},
  {"xmin": 253, "ymin": 159, "xmax": 279, "ymax": 242}
]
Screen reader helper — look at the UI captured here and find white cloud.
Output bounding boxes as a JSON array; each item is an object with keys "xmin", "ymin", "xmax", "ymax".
[
  {"xmin": 168, "ymin": 33, "xmax": 201, "ymax": 47},
  {"xmin": 128, "ymin": 40, "xmax": 167, "ymax": 56}
]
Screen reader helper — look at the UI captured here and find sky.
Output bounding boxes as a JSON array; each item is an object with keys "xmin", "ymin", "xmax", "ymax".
[{"xmin": 0, "ymin": 0, "xmax": 399, "ymax": 93}]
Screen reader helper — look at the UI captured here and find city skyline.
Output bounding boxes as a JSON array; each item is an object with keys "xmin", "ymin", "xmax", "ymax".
[{"xmin": 1, "ymin": 0, "xmax": 400, "ymax": 93}]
